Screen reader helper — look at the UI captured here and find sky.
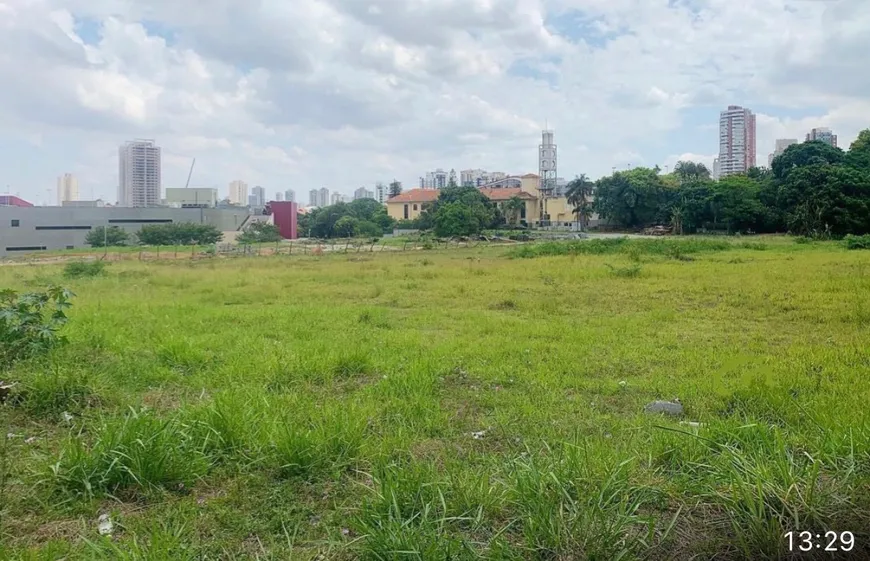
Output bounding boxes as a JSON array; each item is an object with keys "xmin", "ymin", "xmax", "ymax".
[{"xmin": 0, "ymin": 0, "xmax": 868, "ymax": 205}]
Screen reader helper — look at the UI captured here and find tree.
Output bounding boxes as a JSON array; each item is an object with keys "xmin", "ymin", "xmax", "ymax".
[
  {"xmin": 333, "ymin": 216, "xmax": 359, "ymax": 237},
  {"xmin": 846, "ymin": 129, "xmax": 870, "ymax": 171},
  {"xmin": 237, "ymin": 222, "xmax": 282, "ymax": 244},
  {"xmin": 430, "ymin": 186, "xmax": 497, "ymax": 237},
  {"xmin": 777, "ymin": 164, "xmax": 870, "ymax": 236},
  {"xmin": 673, "ymin": 161, "xmax": 711, "ymax": 182},
  {"xmin": 771, "ymin": 140, "xmax": 845, "ymax": 181},
  {"xmin": 504, "ymin": 196, "xmax": 526, "ymax": 226},
  {"xmin": 388, "ymin": 181, "xmax": 403, "ymax": 198},
  {"xmin": 711, "ymin": 175, "xmax": 767, "ymax": 233},
  {"xmin": 136, "ymin": 223, "xmax": 223, "ymax": 245},
  {"xmin": 86, "ymin": 226, "xmax": 129, "ymax": 247},
  {"xmin": 565, "ymin": 174, "xmax": 595, "ymax": 230},
  {"xmin": 593, "ymin": 167, "xmax": 667, "ymax": 228}
]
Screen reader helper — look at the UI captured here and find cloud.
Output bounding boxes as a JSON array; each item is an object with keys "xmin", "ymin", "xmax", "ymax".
[{"xmin": 0, "ymin": 0, "xmax": 867, "ymax": 204}]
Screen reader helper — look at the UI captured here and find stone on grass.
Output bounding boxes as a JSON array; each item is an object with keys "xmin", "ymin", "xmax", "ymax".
[{"xmin": 644, "ymin": 400, "xmax": 683, "ymax": 416}]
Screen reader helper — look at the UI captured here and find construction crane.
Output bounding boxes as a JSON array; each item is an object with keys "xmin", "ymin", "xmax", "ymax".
[{"xmin": 184, "ymin": 158, "xmax": 196, "ymax": 189}]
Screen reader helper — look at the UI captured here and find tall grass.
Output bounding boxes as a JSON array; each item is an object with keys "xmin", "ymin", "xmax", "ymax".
[
  {"xmin": 509, "ymin": 237, "xmax": 732, "ymax": 258},
  {"xmin": 2, "ymin": 239, "xmax": 869, "ymax": 558}
]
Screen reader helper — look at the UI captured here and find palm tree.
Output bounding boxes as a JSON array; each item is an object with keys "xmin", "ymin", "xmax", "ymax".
[
  {"xmin": 565, "ymin": 174, "xmax": 595, "ymax": 231},
  {"xmin": 504, "ymin": 196, "xmax": 526, "ymax": 226}
]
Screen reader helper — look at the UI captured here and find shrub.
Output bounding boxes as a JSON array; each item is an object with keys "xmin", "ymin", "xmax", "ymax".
[
  {"xmin": 845, "ymin": 234, "xmax": 870, "ymax": 250},
  {"xmin": 63, "ymin": 260, "xmax": 106, "ymax": 279},
  {"xmin": 85, "ymin": 226, "xmax": 129, "ymax": 248},
  {"xmin": 0, "ymin": 286, "xmax": 74, "ymax": 370},
  {"xmin": 237, "ymin": 222, "xmax": 282, "ymax": 244},
  {"xmin": 605, "ymin": 263, "xmax": 643, "ymax": 278}
]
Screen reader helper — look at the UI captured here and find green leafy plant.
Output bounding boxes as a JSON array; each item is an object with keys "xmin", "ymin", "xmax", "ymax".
[{"xmin": 0, "ymin": 286, "xmax": 74, "ymax": 370}]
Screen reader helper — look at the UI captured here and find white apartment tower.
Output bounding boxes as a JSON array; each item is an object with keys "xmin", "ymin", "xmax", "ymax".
[
  {"xmin": 56, "ymin": 173, "xmax": 79, "ymax": 206},
  {"xmin": 229, "ymin": 180, "xmax": 249, "ymax": 205},
  {"xmin": 285, "ymin": 189, "xmax": 295, "ymax": 203},
  {"xmin": 717, "ymin": 106, "xmax": 756, "ymax": 177},
  {"xmin": 118, "ymin": 139, "xmax": 161, "ymax": 207},
  {"xmin": 375, "ymin": 183, "xmax": 387, "ymax": 204},
  {"xmin": 318, "ymin": 187, "xmax": 330, "ymax": 207},
  {"xmin": 806, "ymin": 127, "xmax": 838, "ymax": 148}
]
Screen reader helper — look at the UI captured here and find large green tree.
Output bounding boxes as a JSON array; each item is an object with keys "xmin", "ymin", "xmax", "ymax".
[
  {"xmin": 86, "ymin": 226, "xmax": 129, "ymax": 247},
  {"xmin": 771, "ymin": 140, "xmax": 845, "ymax": 181},
  {"xmin": 846, "ymin": 129, "xmax": 870, "ymax": 171},
  {"xmin": 593, "ymin": 167, "xmax": 667, "ymax": 228},
  {"xmin": 428, "ymin": 186, "xmax": 497, "ymax": 237},
  {"xmin": 777, "ymin": 163, "xmax": 870, "ymax": 236}
]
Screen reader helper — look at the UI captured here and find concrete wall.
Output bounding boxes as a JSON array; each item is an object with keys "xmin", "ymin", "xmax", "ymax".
[{"xmin": 0, "ymin": 207, "xmax": 251, "ymax": 257}]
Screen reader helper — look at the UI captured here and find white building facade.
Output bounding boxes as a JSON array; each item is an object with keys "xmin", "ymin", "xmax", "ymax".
[
  {"xmin": 119, "ymin": 139, "xmax": 162, "ymax": 207},
  {"xmin": 717, "ymin": 106, "xmax": 756, "ymax": 177}
]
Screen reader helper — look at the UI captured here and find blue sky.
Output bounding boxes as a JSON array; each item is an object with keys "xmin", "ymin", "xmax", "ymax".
[{"xmin": 0, "ymin": 0, "xmax": 866, "ymax": 205}]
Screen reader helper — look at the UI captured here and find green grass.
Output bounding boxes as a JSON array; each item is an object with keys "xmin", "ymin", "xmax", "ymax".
[{"xmin": 0, "ymin": 238, "xmax": 869, "ymax": 559}]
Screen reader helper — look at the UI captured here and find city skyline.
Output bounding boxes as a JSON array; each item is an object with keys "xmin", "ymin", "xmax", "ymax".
[{"xmin": 0, "ymin": 1, "xmax": 867, "ymax": 204}]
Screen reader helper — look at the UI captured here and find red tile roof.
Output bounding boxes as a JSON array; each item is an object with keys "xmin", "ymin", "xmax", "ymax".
[
  {"xmin": 387, "ymin": 189, "xmax": 442, "ymax": 203},
  {"xmin": 388, "ymin": 187, "xmax": 536, "ymax": 203}
]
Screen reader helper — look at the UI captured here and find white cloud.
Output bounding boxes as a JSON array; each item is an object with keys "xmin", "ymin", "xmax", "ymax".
[{"xmin": 0, "ymin": 0, "xmax": 867, "ymax": 203}]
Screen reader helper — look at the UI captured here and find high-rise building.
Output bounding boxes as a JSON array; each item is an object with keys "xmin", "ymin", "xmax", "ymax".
[
  {"xmin": 768, "ymin": 138, "xmax": 799, "ymax": 167},
  {"xmin": 318, "ymin": 187, "xmax": 330, "ymax": 207},
  {"xmin": 56, "ymin": 173, "xmax": 79, "ymax": 206},
  {"xmin": 354, "ymin": 186, "xmax": 375, "ymax": 200},
  {"xmin": 712, "ymin": 157, "xmax": 720, "ymax": 181},
  {"xmin": 229, "ymin": 180, "xmax": 248, "ymax": 205},
  {"xmin": 717, "ymin": 106, "xmax": 756, "ymax": 177},
  {"xmin": 118, "ymin": 139, "xmax": 161, "ymax": 207},
  {"xmin": 285, "ymin": 189, "xmax": 295, "ymax": 203},
  {"xmin": 248, "ymin": 194, "xmax": 257, "ymax": 207},
  {"xmin": 252, "ymin": 186, "xmax": 265, "ymax": 207},
  {"xmin": 420, "ymin": 169, "xmax": 448, "ymax": 189},
  {"xmin": 275, "ymin": 192, "xmax": 284, "ymax": 202},
  {"xmin": 806, "ymin": 127, "xmax": 838, "ymax": 148},
  {"xmin": 331, "ymin": 192, "xmax": 346, "ymax": 205},
  {"xmin": 375, "ymin": 183, "xmax": 387, "ymax": 204}
]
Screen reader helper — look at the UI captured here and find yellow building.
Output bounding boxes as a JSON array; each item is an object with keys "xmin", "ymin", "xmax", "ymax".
[
  {"xmin": 386, "ymin": 176, "xmax": 597, "ymax": 228},
  {"xmin": 387, "ymin": 188, "xmax": 541, "ymax": 223}
]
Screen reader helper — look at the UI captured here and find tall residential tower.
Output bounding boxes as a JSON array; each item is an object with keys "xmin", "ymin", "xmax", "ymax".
[
  {"xmin": 56, "ymin": 173, "xmax": 79, "ymax": 206},
  {"xmin": 717, "ymin": 106, "xmax": 756, "ymax": 177},
  {"xmin": 118, "ymin": 139, "xmax": 161, "ymax": 207}
]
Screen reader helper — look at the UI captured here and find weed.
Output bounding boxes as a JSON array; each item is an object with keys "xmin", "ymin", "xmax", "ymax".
[
  {"xmin": 332, "ymin": 352, "xmax": 372, "ymax": 378},
  {"xmin": 63, "ymin": 261, "xmax": 106, "ymax": 279},
  {"xmin": 604, "ymin": 263, "xmax": 643, "ymax": 278},
  {"xmin": 19, "ymin": 369, "xmax": 100, "ymax": 418},
  {"xmin": 844, "ymin": 234, "xmax": 870, "ymax": 250},
  {"xmin": 491, "ymin": 299, "xmax": 518, "ymax": 311},
  {"xmin": 43, "ymin": 408, "xmax": 212, "ymax": 499},
  {"xmin": 0, "ymin": 286, "xmax": 74, "ymax": 370}
]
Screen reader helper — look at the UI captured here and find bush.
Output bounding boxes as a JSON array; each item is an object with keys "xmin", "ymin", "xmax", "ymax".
[
  {"xmin": 0, "ymin": 286, "xmax": 74, "ymax": 370},
  {"xmin": 237, "ymin": 222, "xmax": 282, "ymax": 244},
  {"xmin": 137, "ymin": 223, "xmax": 223, "ymax": 246},
  {"xmin": 63, "ymin": 260, "xmax": 106, "ymax": 279},
  {"xmin": 845, "ymin": 234, "xmax": 870, "ymax": 250}
]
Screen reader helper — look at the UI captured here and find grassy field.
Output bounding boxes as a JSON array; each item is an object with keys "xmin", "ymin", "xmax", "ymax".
[{"xmin": 1, "ymin": 237, "xmax": 869, "ymax": 560}]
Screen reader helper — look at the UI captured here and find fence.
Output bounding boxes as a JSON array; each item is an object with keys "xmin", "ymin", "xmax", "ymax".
[{"xmin": 2, "ymin": 237, "xmax": 524, "ymax": 265}]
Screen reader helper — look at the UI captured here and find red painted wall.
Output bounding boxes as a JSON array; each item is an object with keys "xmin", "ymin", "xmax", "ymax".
[
  {"xmin": 270, "ymin": 201, "xmax": 298, "ymax": 239},
  {"xmin": 0, "ymin": 195, "xmax": 34, "ymax": 207}
]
